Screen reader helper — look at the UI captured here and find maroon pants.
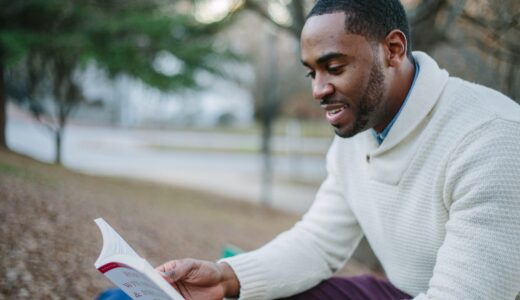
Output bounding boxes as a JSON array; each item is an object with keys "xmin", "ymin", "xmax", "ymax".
[{"xmin": 278, "ymin": 275, "xmax": 412, "ymax": 300}]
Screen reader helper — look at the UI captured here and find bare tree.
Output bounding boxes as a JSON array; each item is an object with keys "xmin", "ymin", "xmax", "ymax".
[
  {"xmin": 233, "ymin": 1, "xmax": 314, "ymax": 206},
  {"xmin": 0, "ymin": 61, "xmax": 5, "ymax": 149},
  {"xmin": 409, "ymin": 0, "xmax": 519, "ymax": 100},
  {"xmin": 242, "ymin": 0, "xmax": 309, "ymax": 38}
]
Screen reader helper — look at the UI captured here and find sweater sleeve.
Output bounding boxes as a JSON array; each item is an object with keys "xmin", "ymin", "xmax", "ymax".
[
  {"xmin": 221, "ymin": 138, "xmax": 363, "ymax": 300},
  {"xmin": 414, "ymin": 119, "xmax": 520, "ymax": 300}
]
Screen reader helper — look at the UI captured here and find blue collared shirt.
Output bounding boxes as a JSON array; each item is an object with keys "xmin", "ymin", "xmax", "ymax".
[{"xmin": 372, "ymin": 62, "xmax": 420, "ymax": 145}]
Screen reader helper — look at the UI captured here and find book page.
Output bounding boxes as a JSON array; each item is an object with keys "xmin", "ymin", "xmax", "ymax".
[
  {"xmin": 94, "ymin": 218, "xmax": 185, "ymax": 300},
  {"xmin": 100, "ymin": 261, "xmax": 175, "ymax": 300},
  {"xmin": 94, "ymin": 218, "xmax": 139, "ymax": 265}
]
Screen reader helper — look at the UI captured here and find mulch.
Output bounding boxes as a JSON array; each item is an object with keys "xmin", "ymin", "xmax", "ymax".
[{"xmin": 0, "ymin": 150, "xmax": 376, "ymax": 299}]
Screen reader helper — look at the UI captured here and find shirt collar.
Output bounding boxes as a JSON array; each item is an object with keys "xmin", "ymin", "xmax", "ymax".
[{"xmin": 372, "ymin": 61, "xmax": 420, "ymax": 145}]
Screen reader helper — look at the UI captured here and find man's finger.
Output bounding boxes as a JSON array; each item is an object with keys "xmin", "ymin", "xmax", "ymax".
[
  {"xmin": 156, "ymin": 260, "xmax": 177, "ymax": 283},
  {"xmin": 172, "ymin": 282, "xmax": 186, "ymax": 298},
  {"xmin": 159, "ymin": 259, "xmax": 196, "ymax": 283},
  {"xmin": 177, "ymin": 281, "xmax": 193, "ymax": 299}
]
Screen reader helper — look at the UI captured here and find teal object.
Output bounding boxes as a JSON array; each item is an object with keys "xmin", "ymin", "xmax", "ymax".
[{"xmin": 221, "ymin": 244, "xmax": 243, "ymax": 258}]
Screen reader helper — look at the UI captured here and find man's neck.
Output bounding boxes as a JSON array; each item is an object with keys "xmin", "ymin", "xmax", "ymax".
[{"xmin": 373, "ymin": 57, "xmax": 416, "ymax": 133}]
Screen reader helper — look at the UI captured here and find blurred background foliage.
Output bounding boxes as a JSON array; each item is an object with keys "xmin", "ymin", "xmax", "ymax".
[
  {"xmin": 0, "ymin": 0, "xmax": 240, "ymax": 162},
  {"xmin": 0, "ymin": 0, "xmax": 518, "ymax": 163}
]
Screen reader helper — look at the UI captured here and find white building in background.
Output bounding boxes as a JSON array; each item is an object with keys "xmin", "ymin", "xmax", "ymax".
[{"xmin": 77, "ymin": 59, "xmax": 255, "ymax": 128}]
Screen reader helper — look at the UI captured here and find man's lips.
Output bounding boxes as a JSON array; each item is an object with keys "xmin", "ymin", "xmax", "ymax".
[
  {"xmin": 321, "ymin": 103, "xmax": 348, "ymax": 112},
  {"xmin": 321, "ymin": 103, "xmax": 350, "ymax": 124}
]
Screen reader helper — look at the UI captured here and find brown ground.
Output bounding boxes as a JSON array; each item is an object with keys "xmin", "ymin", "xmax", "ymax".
[{"xmin": 0, "ymin": 149, "xmax": 377, "ymax": 299}]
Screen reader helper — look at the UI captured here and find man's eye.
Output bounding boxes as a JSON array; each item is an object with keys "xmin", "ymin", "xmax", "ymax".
[
  {"xmin": 327, "ymin": 66, "xmax": 342, "ymax": 74},
  {"xmin": 305, "ymin": 71, "xmax": 315, "ymax": 79}
]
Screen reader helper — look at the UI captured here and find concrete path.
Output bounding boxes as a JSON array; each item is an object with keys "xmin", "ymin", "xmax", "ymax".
[{"xmin": 6, "ymin": 107, "xmax": 333, "ymax": 214}]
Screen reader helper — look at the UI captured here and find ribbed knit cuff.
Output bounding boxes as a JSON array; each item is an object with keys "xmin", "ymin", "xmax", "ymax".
[
  {"xmin": 412, "ymin": 293, "xmax": 427, "ymax": 300},
  {"xmin": 219, "ymin": 253, "xmax": 268, "ymax": 300}
]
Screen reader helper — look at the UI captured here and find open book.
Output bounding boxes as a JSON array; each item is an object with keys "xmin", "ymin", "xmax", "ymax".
[{"xmin": 94, "ymin": 218, "xmax": 184, "ymax": 300}]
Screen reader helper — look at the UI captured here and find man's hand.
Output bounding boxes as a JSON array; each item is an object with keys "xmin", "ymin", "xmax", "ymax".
[{"xmin": 156, "ymin": 258, "xmax": 239, "ymax": 300}]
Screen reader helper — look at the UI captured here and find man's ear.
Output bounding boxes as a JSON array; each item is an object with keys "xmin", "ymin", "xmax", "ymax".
[{"xmin": 383, "ymin": 29, "xmax": 408, "ymax": 67}]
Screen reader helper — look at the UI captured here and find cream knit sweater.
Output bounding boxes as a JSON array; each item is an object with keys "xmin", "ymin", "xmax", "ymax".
[{"xmin": 222, "ymin": 52, "xmax": 520, "ymax": 299}]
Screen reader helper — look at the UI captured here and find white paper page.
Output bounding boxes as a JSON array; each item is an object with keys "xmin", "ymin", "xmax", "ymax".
[
  {"xmin": 94, "ymin": 218, "xmax": 140, "ymax": 266},
  {"xmin": 102, "ymin": 260, "xmax": 177, "ymax": 300},
  {"xmin": 94, "ymin": 218, "xmax": 185, "ymax": 299}
]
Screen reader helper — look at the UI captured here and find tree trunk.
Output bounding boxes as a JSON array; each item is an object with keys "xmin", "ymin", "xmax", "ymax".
[
  {"xmin": 54, "ymin": 102, "xmax": 69, "ymax": 165},
  {"xmin": 505, "ymin": 54, "xmax": 518, "ymax": 101},
  {"xmin": 54, "ymin": 129, "xmax": 62, "ymax": 165},
  {"xmin": 288, "ymin": 0, "xmax": 305, "ymax": 38},
  {"xmin": 261, "ymin": 116, "xmax": 273, "ymax": 206},
  {"xmin": 0, "ymin": 62, "xmax": 7, "ymax": 149},
  {"xmin": 260, "ymin": 30, "xmax": 279, "ymax": 207}
]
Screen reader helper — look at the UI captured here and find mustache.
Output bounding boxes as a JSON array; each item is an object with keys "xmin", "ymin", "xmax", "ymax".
[{"xmin": 320, "ymin": 97, "xmax": 348, "ymax": 106}]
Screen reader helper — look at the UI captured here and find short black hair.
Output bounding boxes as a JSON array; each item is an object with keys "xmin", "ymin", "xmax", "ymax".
[{"xmin": 307, "ymin": 0, "xmax": 413, "ymax": 60}]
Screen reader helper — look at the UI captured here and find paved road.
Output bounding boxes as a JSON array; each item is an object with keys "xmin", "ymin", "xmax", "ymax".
[{"xmin": 6, "ymin": 109, "xmax": 333, "ymax": 214}]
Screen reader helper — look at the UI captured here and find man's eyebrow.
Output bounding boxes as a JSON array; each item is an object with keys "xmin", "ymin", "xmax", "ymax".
[
  {"xmin": 316, "ymin": 52, "xmax": 347, "ymax": 65},
  {"xmin": 301, "ymin": 52, "xmax": 348, "ymax": 67}
]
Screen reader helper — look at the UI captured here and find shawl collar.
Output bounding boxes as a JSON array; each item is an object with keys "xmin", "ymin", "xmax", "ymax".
[
  {"xmin": 365, "ymin": 52, "xmax": 449, "ymax": 184},
  {"xmin": 374, "ymin": 52, "xmax": 449, "ymax": 155}
]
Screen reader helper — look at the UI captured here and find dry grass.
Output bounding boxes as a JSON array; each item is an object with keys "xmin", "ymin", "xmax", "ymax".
[{"xmin": 0, "ymin": 149, "xmax": 375, "ymax": 299}]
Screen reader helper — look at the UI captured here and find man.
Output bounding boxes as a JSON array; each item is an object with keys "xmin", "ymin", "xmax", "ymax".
[{"xmin": 157, "ymin": 0, "xmax": 520, "ymax": 299}]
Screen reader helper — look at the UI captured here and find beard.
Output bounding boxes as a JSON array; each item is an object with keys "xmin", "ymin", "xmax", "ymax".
[{"xmin": 334, "ymin": 59, "xmax": 385, "ymax": 138}]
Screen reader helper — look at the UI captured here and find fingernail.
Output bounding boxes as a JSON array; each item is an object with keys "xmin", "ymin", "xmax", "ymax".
[{"xmin": 164, "ymin": 270, "xmax": 175, "ymax": 278}]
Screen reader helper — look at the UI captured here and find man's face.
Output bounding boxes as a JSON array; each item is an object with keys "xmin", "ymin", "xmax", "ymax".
[{"xmin": 301, "ymin": 12, "xmax": 388, "ymax": 138}]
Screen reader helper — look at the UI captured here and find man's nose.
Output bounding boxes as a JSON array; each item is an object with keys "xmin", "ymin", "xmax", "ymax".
[{"xmin": 312, "ymin": 77, "xmax": 334, "ymax": 100}]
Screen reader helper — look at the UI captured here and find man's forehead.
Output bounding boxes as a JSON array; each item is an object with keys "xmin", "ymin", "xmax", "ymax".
[
  {"xmin": 301, "ymin": 12, "xmax": 346, "ymax": 40},
  {"xmin": 300, "ymin": 13, "xmax": 371, "ymax": 65},
  {"xmin": 300, "ymin": 13, "xmax": 346, "ymax": 61}
]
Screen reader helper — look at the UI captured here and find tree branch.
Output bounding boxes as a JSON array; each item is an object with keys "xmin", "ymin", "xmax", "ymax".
[
  {"xmin": 288, "ymin": 0, "xmax": 306, "ymax": 38},
  {"xmin": 243, "ymin": 0, "xmax": 299, "ymax": 38},
  {"xmin": 408, "ymin": 0, "xmax": 447, "ymax": 26},
  {"xmin": 461, "ymin": 10, "xmax": 519, "ymax": 33},
  {"xmin": 460, "ymin": 11, "xmax": 520, "ymax": 54},
  {"xmin": 440, "ymin": 0, "xmax": 466, "ymax": 31}
]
